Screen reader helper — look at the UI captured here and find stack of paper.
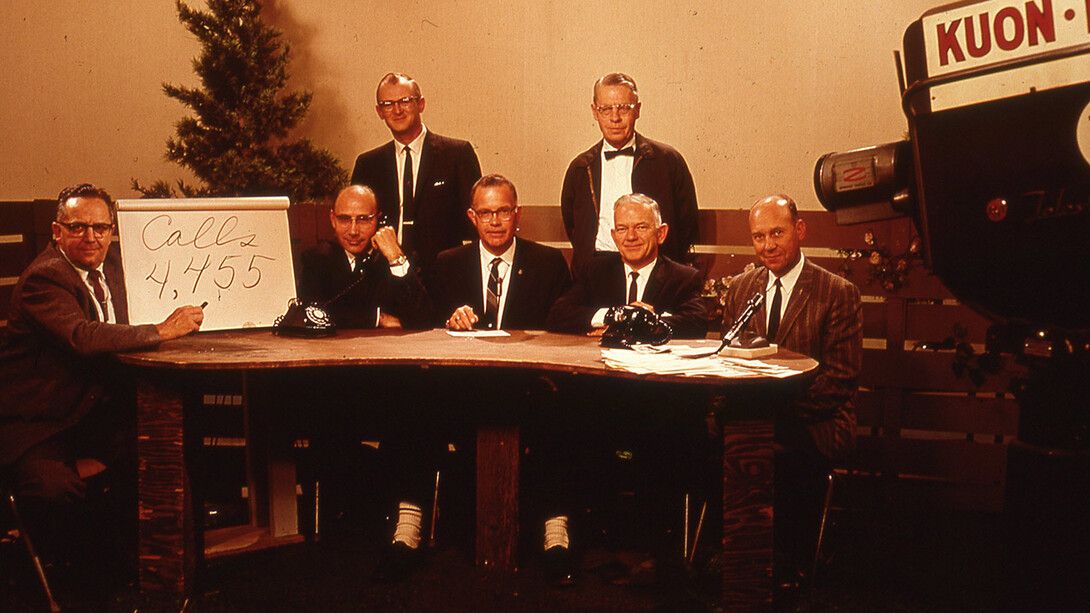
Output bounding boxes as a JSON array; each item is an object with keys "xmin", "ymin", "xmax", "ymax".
[{"xmin": 601, "ymin": 346, "xmax": 800, "ymax": 379}]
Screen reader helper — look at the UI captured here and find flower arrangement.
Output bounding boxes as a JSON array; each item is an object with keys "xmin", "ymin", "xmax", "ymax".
[{"xmin": 837, "ymin": 229, "xmax": 923, "ymax": 292}]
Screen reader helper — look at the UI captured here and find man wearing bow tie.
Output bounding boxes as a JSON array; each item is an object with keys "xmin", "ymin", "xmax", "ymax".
[
  {"xmin": 560, "ymin": 73, "xmax": 699, "ymax": 280},
  {"xmin": 350, "ymin": 73, "xmax": 482, "ymax": 272}
]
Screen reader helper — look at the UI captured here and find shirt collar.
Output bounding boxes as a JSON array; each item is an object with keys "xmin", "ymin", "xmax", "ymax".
[
  {"xmin": 767, "ymin": 252, "xmax": 805, "ymax": 293},
  {"xmin": 399, "ymin": 126, "xmax": 428, "ymax": 157},
  {"xmin": 624, "ymin": 257, "xmax": 657, "ymax": 279},
  {"xmin": 479, "ymin": 237, "xmax": 517, "ymax": 269},
  {"xmin": 602, "ymin": 135, "xmax": 636, "ymax": 154}
]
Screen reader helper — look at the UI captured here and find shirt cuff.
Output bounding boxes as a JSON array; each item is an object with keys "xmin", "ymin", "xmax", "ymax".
[
  {"xmin": 591, "ymin": 307, "xmax": 609, "ymax": 329},
  {"xmin": 389, "ymin": 260, "xmax": 410, "ymax": 277}
]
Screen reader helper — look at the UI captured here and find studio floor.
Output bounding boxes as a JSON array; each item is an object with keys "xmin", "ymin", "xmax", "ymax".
[{"xmin": 4, "ymin": 491, "xmax": 1089, "ymax": 613}]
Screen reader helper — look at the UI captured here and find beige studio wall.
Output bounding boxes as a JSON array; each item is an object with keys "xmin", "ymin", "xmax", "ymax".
[{"xmin": 1, "ymin": 0, "xmax": 938, "ymax": 208}]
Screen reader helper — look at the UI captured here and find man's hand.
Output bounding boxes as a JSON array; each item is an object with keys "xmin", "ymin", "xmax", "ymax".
[
  {"xmin": 378, "ymin": 312, "xmax": 403, "ymax": 328},
  {"xmin": 629, "ymin": 300, "xmax": 655, "ymax": 313},
  {"xmin": 446, "ymin": 305, "xmax": 479, "ymax": 330},
  {"xmin": 371, "ymin": 227, "xmax": 406, "ymax": 264},
  {"xmin": 155, "ymin": 305, "xmax": 204, "ymax": 341}
]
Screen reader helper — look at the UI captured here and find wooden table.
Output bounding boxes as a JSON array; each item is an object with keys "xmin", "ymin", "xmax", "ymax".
[{"xmin": 119, "ymin": 328, "xmax": 816, "ymax": 610}]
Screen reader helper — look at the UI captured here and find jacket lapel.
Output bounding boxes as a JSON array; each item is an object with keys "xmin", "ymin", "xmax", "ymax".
[{"xmin": 776, "ymin": 261, "xmax": 813, "ymax": 343}]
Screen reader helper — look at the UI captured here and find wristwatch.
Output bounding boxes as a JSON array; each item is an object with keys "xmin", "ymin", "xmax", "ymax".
[{"xmin": 389, "ymin": 254, "xmax": 408, "ymax": 268}]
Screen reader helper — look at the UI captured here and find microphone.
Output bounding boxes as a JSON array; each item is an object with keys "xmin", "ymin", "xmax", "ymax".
[{"xmin": 716, "ymin": 292, "xmax": 765, "ymax": 354}]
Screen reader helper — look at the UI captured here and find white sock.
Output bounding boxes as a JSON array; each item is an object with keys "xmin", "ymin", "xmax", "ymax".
[
  {"xmin": 544, "ymin": 515, "xmax": 570, "ymax": 550},
  {"xmin": 392, "ymin": 502, "xmax": 423, "ymax": 549}
]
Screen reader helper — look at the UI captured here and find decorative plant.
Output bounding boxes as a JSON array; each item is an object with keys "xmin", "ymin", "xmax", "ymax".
[
  {"xmin": 133, "ymin": 0, "xmax": 346, "ymax": 202},
  {"xmin": 837, "ymin": 229, "xmax": 922, "ymax": 292}
]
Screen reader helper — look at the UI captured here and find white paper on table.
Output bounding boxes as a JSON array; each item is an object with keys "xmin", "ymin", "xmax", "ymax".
[{"xmin": 445, "ymin": 329, "xmax": 511, "ymax": 338}]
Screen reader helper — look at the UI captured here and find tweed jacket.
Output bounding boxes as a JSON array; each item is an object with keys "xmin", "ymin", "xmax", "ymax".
[
  {"xmin": 722, "ymin": 259, "xmax": 863, "ymax": 458},
  {"xmin": 0, "ymin": 244, "xmax": 161, "ymax": 465}
]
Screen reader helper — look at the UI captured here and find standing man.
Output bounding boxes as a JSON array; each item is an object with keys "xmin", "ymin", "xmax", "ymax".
[
  {"xmin": 722, "ymin": 194, "xmax": 863, "ymax": 591},
  {"xmin": 430, "ymin": 174, "xmax": 571, "ymax": 331},
  {"xmin": 351, "ymin": 73, "xmax": 482, "ymax": 271},
  {"xmin": 547, "ymin": 193, "xmax": 707, "ymax": 339},
  {"xmin": 297, "ymin": 184, "xmax": 431, "ymax": 329},
  {"xmin": 0, "ymin": 183, "xmax": 203, "ymax": 578},
  {"xmin": 560, "ymin": 73, "xmax": 699, "ymax": 280}
]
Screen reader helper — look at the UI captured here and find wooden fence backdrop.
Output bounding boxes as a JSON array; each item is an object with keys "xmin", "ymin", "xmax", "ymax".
[{"xmin": 2, "ymin": 200, "xmax": 1020, "ymax": 512}]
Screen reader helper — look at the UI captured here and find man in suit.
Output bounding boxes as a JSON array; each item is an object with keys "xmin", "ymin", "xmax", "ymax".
[
  {"xmin": 560, "ymin": 72, "xmax": 699, "ymax": 280},
  {"xmin": 547, "ymin": 193, "xmax": 707, "ymax": 338},
  {"xmin": 297, "ymin": 184, "xmax": 431, "ymax": 329},
  {"xmin": 350, "ymin": 73, "xmax": 482, "ymax": 271},
  {"xmin": 431, "ymin": 174, "xmax": 571, "ymax": 331},
  {"xmin": 0, "ymin": 183, "xmax": 203, "ymax": 576},
  {"xmin": 721, "ymin": 194, "xmax": 863, "ymax": 591},
  {"xmin": 542, "ymin": 193, "xmax": 707, "ymax": 584}
]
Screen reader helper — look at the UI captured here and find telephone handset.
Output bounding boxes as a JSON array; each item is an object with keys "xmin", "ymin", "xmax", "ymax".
[{"xmin": 273, "ymin": 213, "xmax": 391, "ymax": 337}]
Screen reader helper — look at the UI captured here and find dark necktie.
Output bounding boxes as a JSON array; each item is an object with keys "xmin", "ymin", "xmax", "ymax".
[
  {"xmin": 627, "ymin": 271, "xmax": 639, "ymax": 304},
  {"xmin": 604, "ymin": 146, "xmax": 635, "ymax": 161},
  {"xmin": 402, "ymin": 146, "xmax": 415, "ymax": 222},
  {"xmin": 483, "ymin": 257, "xmax": 502, "ymax": 329},
  {"xmin": 767, "ymin": 278, "xmax": 782, "ymax": 341},
  {"xmin": 88, "ymin": 269, "xmax": 109, "ymax": 322}
]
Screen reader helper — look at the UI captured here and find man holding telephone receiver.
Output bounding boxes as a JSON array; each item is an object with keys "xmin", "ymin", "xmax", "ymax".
[{"xmin": 297, "ymin": 184, "xmax": 431, "ymax": 329}]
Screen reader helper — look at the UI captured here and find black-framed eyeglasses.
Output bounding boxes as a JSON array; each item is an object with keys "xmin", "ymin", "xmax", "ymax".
[
  {"xmin": 472, "ymin": 207, "xmax": 516, "ymax": 222},
  {"xmin": 377, "ymin": 96, "xmax": 420, "ymax": 111},
  {"xmin": 334, "ymin": 213, "xmax": 379, "ymax": 226},
  {"xmin": 56, "ymin": 221, "xmax": 114, "ymax": 237},
  {"xmin": 594, "ymin": 103, "xmax": 639, "ymax": 116}
]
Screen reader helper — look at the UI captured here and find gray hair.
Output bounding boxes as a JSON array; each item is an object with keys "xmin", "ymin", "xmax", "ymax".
[{"xmin": 613, "ymin": 193, "xmax": 662, "ymax": 226}]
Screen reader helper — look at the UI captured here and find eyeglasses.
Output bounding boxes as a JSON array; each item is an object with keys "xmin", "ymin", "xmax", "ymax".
[
  {"xmin": 334, "ymin": 213, "xmax": 379, "ymax": 226},
  {"xmin": 613, "ymin": 223, "xmax": 656, "ymax": 235},
  {"xmin": 594, "ymin": 103, "xmax": 639, "ymax": 116},
  {"xmin": 56, "ymin": 221, "xmax": 113, "ymax": 237},
  {"xmin": 472, "ymin": 207, "xmax": 516, "ymax": 222},
  {"xmin": 377, "ymin": 96, "xmax": 420, "ymax": 111}
]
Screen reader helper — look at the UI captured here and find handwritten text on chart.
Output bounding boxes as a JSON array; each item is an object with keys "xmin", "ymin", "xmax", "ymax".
[{"xmin": 137, "ymin": 214, "xmax": 278, "ymax": 301}]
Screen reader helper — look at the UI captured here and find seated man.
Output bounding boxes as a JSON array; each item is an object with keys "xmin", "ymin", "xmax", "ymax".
[
  {"xmin": 429, "ymin": 173, "xmax": 571, "ymax": 331},
  {"xmin": 297, "ymin": 184, "xmax": 431, "ymax": 329},
  {"xmin": 543, "ymin": 193, "xmax": 708, "ymax": 583},
  {"xmin": 547, "ymin": 193, "xmax": 707, "ymax": 338},
  {"xmin": 374, "ymin": 175, "xmax": 572, "ymax": 584},
  {"xmin": 0, "ymin": 183, "xmax": 204, "ymax": 573},
  {"xmin": 721, "ymin": 194, "xmax": 862, "ymax": 590}
]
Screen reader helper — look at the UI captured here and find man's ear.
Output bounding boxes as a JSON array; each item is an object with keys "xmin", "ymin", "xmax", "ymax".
[
  {"xmin": 417, "ymin": 96, "xmax": 426, "ymax": 114},
  {"xmin": 329, "ymin": 209, "xmax": 338, "ymax": 229},
  {"xmin": 796, "ymin": 218, "xmax": 807, "ymax": 241},
  {"xmin": 656, "ymin": 223, "xmax": 669, "ymax": 245},
  {"xmin": 51, "ymin": 222, "xmax": 62, "ymax": 243},
  {"xmin": 466, "ymin": 208, "xmax": 475, "ymax": 222}
]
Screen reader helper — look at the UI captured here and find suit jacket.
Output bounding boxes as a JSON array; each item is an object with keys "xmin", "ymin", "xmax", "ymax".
[
  {"xmin": 722, "ymin": 259, "xmax": 863, "ymax": 459},
  {"xmin": 297, "ymin": 240, "xmax": 432, "ymax": 330},
  {"xmin": 350, "ymin": 130, "xmax": 482, "ymax": 269},
  {"xmin": 0, "ymin": 244, "xmax": 162, "ymax": 465},
  {"xmin": 428, "ymin": 238, "xmax": 572, "ymax": 330},
  {"xmin": 560, "ymin": 133, "xmax": 699, "ymax": 279},
  {"xmin": 546, "ymin": 255, "xmax": 707, "ymax": 339}
]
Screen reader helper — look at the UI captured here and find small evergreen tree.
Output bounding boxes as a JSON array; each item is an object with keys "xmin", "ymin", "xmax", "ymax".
[{"xmin": 133, "ymin": 0, "xmax": 346, "ymax": 201}]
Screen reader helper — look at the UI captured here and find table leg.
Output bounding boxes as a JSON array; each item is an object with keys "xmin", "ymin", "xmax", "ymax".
[
  {"xmin": 476, "ymin": 424, "xmax": 519, "ymax": 571},
  {"xmin": 136, "ymin": 378, "xmax": 194, "ymax": 597},
  {"xmin": 721, "ymin": 420, "xmax": 775, "ymax": 611}
]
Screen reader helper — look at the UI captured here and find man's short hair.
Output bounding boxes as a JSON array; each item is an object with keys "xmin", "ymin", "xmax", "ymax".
[
  {"xmin": 593, "ymin": 73, "xmax": 639, "ymax": 103},
  {"xmin": 613, "ymin": 193, "xmax": 662, "ymax": 226},
  {"xmin": 56, "ymin": 183, "xmax": 115, "ymax": 223},
  {"xmin": 376, "ymin": 72, "xmax": 422, "ymax": 101},
  {"xmin": 752, "ymin": 193, "xmax": 800, "ymax": 220},
  {"xmin": 471, "ymin": 174, "xmax": 518, "ymax": 205}
]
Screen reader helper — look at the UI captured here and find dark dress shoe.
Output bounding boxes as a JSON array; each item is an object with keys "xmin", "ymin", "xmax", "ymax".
[
  {"xmin": 543, "ymin": 546, "xmax": 576, "ymax": 586},
  {"xmin": 372, "ymin": 541, "xmax": 423, "ymax": 584}
]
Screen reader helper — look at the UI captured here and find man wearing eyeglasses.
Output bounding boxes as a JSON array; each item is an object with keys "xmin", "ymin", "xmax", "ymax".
[
  {"xmin": 429, "ymin": 174, "xmax": 571, "ymax": 331},
  {"xmin": 1, "ymin": 183, "xmax": 204, "ymax": 576},
  {"xmin": 560, "ymin": 72, "xmax": 699, "ymax": 280},
  {"xmin": 296, "ymin": 184, "xmax": 431, "ymax": 329},
  {"xmin": 350, "ymin": 73, "xmax": 482, "ymax": 272}
]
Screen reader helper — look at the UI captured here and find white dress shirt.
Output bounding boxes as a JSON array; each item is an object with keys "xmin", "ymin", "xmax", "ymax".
[
  {"xmin": 596, "ymin": 136, "xmax": 636, "ymax": 253},
  {"xmin": 479, "ymin": 238, "xmax": 516, "ymax": 329},
  {"xmin": 766, "ymin": 252, "xmax": 805, "ymax": 331}
]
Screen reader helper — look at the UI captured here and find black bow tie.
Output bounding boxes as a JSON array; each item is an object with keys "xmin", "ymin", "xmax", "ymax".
[{"xmin": 604, "ymin": 146, "xmax": 635, "ymax": 160}]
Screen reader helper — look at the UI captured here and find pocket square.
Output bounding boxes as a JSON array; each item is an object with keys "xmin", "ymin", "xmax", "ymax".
[{"xmin": 432, "ymin": 180, "xmax": 445, "ymax": 187}]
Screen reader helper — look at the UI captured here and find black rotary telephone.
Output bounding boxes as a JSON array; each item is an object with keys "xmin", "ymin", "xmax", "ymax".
[
  {"xmin": 274, "ymin": 214, "xmax": 390, "ymax": 337},
  {"xmin": 600, "ymin": 305, "xmax": 674, "ymax": 348}
]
